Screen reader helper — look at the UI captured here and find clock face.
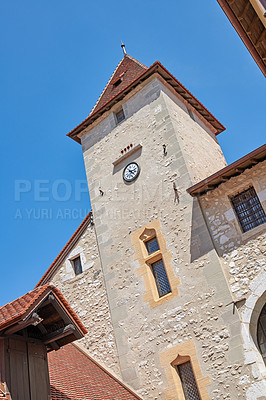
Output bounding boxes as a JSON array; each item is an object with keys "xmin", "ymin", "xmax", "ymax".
[{"xmin": 123, "ymin": 162, "xmax": 140, "ymax": 182}]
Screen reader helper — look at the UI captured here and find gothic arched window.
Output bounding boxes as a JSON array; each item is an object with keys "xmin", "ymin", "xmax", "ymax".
[{"xmin": 257, "ymin": 303, "xmax": 266, "ymax": 364}]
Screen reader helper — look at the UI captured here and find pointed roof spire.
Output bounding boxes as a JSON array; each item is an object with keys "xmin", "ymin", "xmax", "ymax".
[
  {"xmin": 121, "ymin": 41, "xmax": 127, "ymax": 56},
  {"xmin": 89, "ymin": 54, "xmax": 147, "ymax": 115}
]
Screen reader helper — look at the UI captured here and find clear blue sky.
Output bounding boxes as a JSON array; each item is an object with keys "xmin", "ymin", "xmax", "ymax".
[{"xmin": 1, "ymin": 0, "xmax": 265, "ymax": 306}]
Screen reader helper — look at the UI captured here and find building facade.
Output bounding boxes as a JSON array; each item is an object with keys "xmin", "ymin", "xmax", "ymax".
[{"xmin": 38, "ymin": 54, "xmax": 266, "ymax": 399}]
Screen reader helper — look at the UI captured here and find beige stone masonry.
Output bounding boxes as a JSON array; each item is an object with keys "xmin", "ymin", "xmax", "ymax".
[{"xmin": 49, "ymin": 224, "xmax": 121, "ymax": 376}]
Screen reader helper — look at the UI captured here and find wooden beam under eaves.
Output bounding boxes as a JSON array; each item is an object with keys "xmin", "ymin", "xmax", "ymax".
[
  {"xmin": 246, "ymin": 15, "xmax": 259, "ymax": 35},
  {"xmin": 43, "ymin": 324, "xmax": 75, "ymax": 345},
  {"xmin": 238, "ymin": 2, "xmax": 251, "ymax": 21}
]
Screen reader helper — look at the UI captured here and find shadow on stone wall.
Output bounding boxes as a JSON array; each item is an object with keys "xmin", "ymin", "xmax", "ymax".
[{"xmin": 190, "ymin": 197, "xmax": 214, "ymax": 263}]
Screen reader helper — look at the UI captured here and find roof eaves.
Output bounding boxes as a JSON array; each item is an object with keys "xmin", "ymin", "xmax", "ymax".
[
  {"xmin": 67, "ymin": 61, "xmax": 225, "ymax": 144},
  {"xmin": 0, "ymin": 285, "xmax": 87, "ymax": 336},
  {"xmin": 0, "ymin": 284, "xmax": 50, "ymax": 332},
  {"xmin": 52, "ymin": 287, "xmax": 87, "ymax": 335},
  {"xmin": 187, "ymin": 144, "xmax": 266, "ymax": 197},
  {"xmin": 217, "ymin": 0, "xmax": 266, "ymax": 77},
  {"xmin": 35, "ymin": 213, "xmax": 92, "ymax": 287}
]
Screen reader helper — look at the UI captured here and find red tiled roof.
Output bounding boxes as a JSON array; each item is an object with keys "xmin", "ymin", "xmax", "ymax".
[
  {"xmin": 0, "ymin": 284, "xmax": 87, "ymax": 335},
  {"xmin": 68, "ymin": 58, "xmax": 225, "ymax": 144},
  {"xmin": 36, "ymin": 213, "xmax": 92, "ymax": 287},
  {"xmin": 90, "ymin": 54, "xmax": 147, "ymax": 115},
  {"xmin": 48, "ymin": 344, "xmax": 142, "ymax": 400}
]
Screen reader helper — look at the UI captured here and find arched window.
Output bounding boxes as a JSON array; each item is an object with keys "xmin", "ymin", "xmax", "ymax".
[
  {"xmin": 257, "ymin": 303, "xmax": 266, "ymax": 364},
  {"xmin": 171, "ymin": 355, "xmax": 201, "ymax": 400}
]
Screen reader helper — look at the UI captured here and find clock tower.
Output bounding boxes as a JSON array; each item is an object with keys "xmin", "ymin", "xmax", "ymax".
[{"xmin": 67, "ymin": 52, "xmax": 240, "ymax": 399}]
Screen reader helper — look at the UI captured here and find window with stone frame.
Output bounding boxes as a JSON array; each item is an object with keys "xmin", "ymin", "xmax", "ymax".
[
  {"xmin": 150, "ymin": 259, "xmax": 171, "ymax": 298},
  {"xmin": 230, "ymin": 186, "xmax": 266, "ymax": 232},
  {"xmin": 257, "ymin": 303, "xmax": 266, "ymax": 365},
  {"xmin": 171, "ymin": 356, "xmax": 202, "ymax": 400},
  {"xmin": 176, "ymin": 361, "xmax": 201, "ymax": 400},
  {"xmin": 115, "ymin": 108, "xmax": 125, "ymax": 124},
  {"xmin": 131, "ymin": 220, "xmax": 180, "ymax": 309},
  {"xmin": 72, "ymin": 255, "xmax": 82, "ymax": 276},
  {"xmin": 143, "ymin": 234, "xmax": 171, "ymax": 298}
]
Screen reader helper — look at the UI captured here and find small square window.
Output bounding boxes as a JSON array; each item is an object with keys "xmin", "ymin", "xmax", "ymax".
[
  {"xmin": 115, "ymin": 109, "xmax": 125, "ymax": 124},
  {"xmin": 113, "ymin": 78, "xmax": 122, "ymax": 87},
  {"xmin": 231, "ymin": 187, "xmax": 266, "ymax": 232},
  {"xmin": 145, "ymin": 237, "xmax": 160, "ymax": 254},
  {"xmin": 72, "ymin": 256, "xmax": 82, "ymax": 276},
  {"xmin": 151, "ymin": 259, "xmax": 171, "ymax": 297}
]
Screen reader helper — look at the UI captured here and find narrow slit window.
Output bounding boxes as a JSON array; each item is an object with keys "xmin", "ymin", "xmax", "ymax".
[
  {"xmin": 231, "ymin": 187, "xmax": 266, "ymax": 232},
  {"xmin": 177, "ymin": 361, "xmax": 201, "ymax": 400},
  {"xmin": 151, "ymin": 259, "xmax": 171, "ymax": 297},
  {"xmin": 115, "ymin": 109, "xmax": 125, "ymax": 124},
  {"xmin": 145, "ymin": 237, "xmax": 160, "ymax": 254},
  {"xmin": 72, "ymin": 256, "xmax": 82, "ymax": 276}
]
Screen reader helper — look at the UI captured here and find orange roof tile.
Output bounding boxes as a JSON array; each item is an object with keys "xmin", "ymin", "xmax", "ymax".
[
  {"xmin": 91, "ymin": 54, "xmax": 147, "ymax": 115},
  {"xmin": 49, "ymin": 344, "xmax": 142, "ymax": 400},
  {"xmin": 0, "ymin": 284, "xmax": 87, "ymax": 335}
]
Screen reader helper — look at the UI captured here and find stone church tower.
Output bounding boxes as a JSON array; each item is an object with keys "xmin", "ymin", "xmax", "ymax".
[{"xmin": 39, "ymin": 51, "xmax": 266, "ymax": 399}]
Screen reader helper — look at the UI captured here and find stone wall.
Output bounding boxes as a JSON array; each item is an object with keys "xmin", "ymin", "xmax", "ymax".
[
  {"xmin": 162, "ymin": 86, "xmax": 227, "ymax": 184},
  {"xmin": 79, "ymin": 78, "xmax": 258, "ymax": 399},
  {"xmin": 49, "ymin": 223, "xmax": 121, "ymax": 376},
  {"xmin": 199, "ymin": 162, "xmax": 266, "ymax": 398}
]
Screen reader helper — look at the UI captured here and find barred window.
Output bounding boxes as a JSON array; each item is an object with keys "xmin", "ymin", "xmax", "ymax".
[
  {"xmin": 231, "ymin": 187, "xmax": 266, "ymax": 232},
  {"xmin": 151, "ymin": 259, "xmax": 171, "ymax": 297},
  {"xmin": 177, "ymin": 361, "xmax": 201, "ymax": 400},
  {"xmin": 257, "ymin": 304, "xmax": 266, "ymax": 365},
  {"xmin": 145, "ymin": 237, "xmax": 160, "ymax": 254},
  {"xmin": 72, "ymin": 256, "xmax": 82, "ymax": 276}
]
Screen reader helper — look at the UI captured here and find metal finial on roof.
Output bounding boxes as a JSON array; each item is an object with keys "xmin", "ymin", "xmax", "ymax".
[{"xmin": 121, "ymin": 41, "xmax": 127, "ymax": 56}]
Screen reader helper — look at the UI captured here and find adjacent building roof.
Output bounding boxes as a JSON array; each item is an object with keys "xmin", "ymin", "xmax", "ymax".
[
  {"xmin": 48, "ymin": 343, "xmax": 142, "ymax": 400},
  {"xmin": 68, "ymin": 57, "xmax": 225, "ymax": 143},
  {"xmin": 0, "ymin": 283, "xmax": 87, "ymax": 336},
  {"xmin": 36, "ymin": 213, "xmax": 92, "ymax": 287},
  {"xmin": 217, "ymin": 0, "xmax": 266, "ymax": 77},
  {"xmin": 187, "ymin": 143, "xmax": 266, "ymax": 196}
]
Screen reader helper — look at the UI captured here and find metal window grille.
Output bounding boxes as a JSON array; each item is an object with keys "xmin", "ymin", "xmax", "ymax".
[
  {"xmin": 145, "ymin": 237, "xmax": 160, "ymax": 254},
  {"xmin": 151, "ymin": 259, "xmax": 171, "ymax": 297},
  {"xmin": 72, "ymin": 256, "xmax": 82, "ymax": 275},
  {"xmin": 231, "ymin": 187, "xmax": 266, "ymax": 232},
  {"xmin": 177, "ymin": 361, "xmax": 201, "ymax": 400},
  {"xmin": 257, "ymin": 304, "xmax": 266, "ymax": 365},
  {"xmin": 115, "ymin": 109, "xmax": 125, "ymax": 124}
]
